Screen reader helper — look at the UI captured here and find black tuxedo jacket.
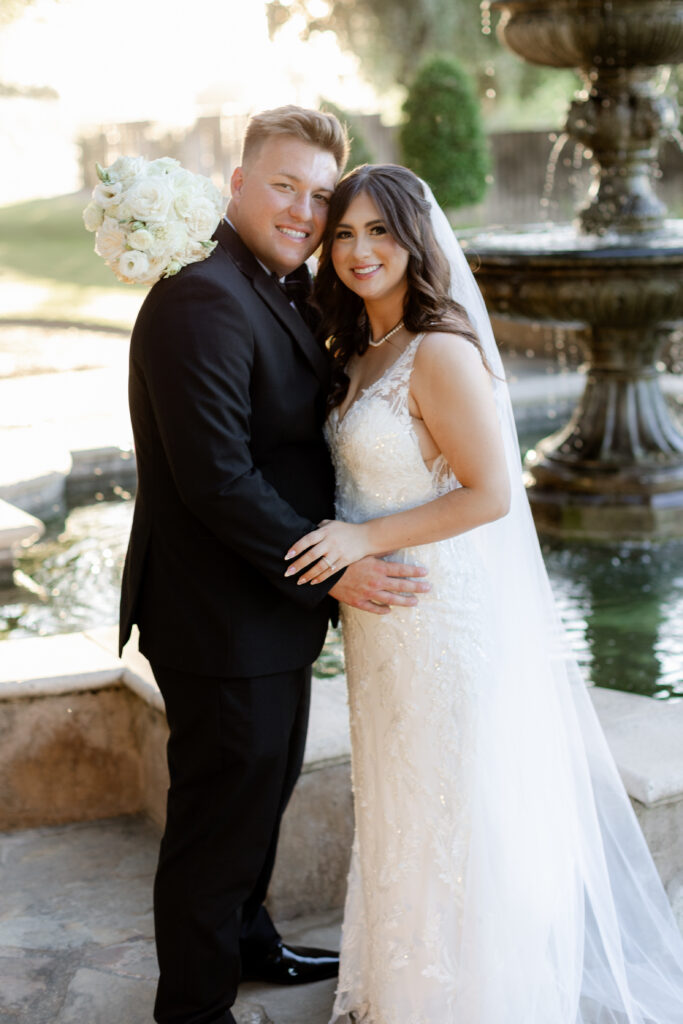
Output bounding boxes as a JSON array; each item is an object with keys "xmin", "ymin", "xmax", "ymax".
[{"xmin": 119, "ymin": 221, "xmax": 338, "ymax": 677}]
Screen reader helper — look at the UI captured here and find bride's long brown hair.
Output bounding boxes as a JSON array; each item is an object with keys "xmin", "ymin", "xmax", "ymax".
[{"xmin": 312, "ymin": 164, "xmax": 489, "ymax": 410}]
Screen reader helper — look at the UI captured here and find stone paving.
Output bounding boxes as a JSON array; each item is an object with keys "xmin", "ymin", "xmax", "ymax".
[
  {"xmin": 1, "ymin": 815, "xmax": 680, "ymax": 1024},
  {"xmin": 0, "ymin": 816, "xmax": 340, "ymax": 1024}
]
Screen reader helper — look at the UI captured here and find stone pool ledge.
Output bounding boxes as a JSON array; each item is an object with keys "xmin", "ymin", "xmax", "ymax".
[
  {"xmin": 0, "ymin": 628, "xmax": 681, "ymax": 915},
  {"xmin": 0, "ymin": 353, "xmax": 134, "ymax": 517},
  {"xmin": 0, "ymin": 438, "xmax": 135, "ymax": 521},
  {"xmin": 0, "ymin": 630, "xmax": 122, "ymax": 699},
  {"xmin": 0, "ymin": 497, "xmax": 44, "ymax": 585},
  {"xmin": 0, "ymin": 628, "xmax": 352, "ymax": 920},
  {"xmin": 591, "ymin": 687, "xmax": 683, "ymax": 891}
]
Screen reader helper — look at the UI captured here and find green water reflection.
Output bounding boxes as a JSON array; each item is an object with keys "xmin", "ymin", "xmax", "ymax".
[{"xmin": 541, "ymin": 538, "xmax": 683, "ymax": 700}]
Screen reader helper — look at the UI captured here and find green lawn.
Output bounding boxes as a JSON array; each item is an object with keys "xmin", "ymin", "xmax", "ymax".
[
  {"xmin": 0, "ymin": 193, "xmax": 145, "ymax": 330},
  {"xmin": 3, "ymin": 191, "xmax": 681, "ymax": 330}
]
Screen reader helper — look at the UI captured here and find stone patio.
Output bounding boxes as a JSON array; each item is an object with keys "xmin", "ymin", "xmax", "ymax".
[{"xmin": 0, "ymin": 815, "xmax": 341, "ymax": 1024}]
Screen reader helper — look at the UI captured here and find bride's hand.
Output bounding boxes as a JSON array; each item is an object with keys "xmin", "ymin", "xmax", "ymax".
[{"xmin": 284, "ymin": 519, "xmax": 372, "ymax": 585}]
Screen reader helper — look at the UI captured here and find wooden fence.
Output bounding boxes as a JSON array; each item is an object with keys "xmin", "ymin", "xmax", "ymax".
[{"xmin": 79, "ymin": 115, "xmax": 683, "ymax": 227}]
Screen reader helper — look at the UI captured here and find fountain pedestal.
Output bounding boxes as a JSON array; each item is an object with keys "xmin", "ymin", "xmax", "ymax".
[
  {"xmin": 475, "ymin": 0, "xmax": 683, "ymax": 538},
  {"xmin": 470, "ymin": 227, "xmax": 683, "ymax": 537}
]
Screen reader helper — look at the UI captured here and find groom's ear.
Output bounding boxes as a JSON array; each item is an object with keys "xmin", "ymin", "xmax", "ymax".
[{"xmin": 230, "ymin": 166, "xmax": 244, "ymax": 199}]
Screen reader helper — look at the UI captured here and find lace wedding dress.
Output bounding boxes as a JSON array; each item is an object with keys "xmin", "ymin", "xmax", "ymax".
[{"xmin": 326, "ymin": 332, "xmax": 683, "ymax": 1024}]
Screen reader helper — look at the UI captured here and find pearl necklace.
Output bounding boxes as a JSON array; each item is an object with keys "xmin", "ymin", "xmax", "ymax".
[{"xmin": 368, "ymin": 319, "xmax": 404, "ymax": 348}]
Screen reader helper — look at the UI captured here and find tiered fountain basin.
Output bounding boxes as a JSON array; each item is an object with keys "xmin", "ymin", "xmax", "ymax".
[
  {"xmin": 467, "ymin": 221, "xmax": 683, "ymax": 537},
  {"xmin": 480, "ymin": 0, "xmax": 683, "ymax": 537}
]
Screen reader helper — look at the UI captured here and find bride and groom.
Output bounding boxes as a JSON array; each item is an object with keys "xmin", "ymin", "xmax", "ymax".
[{"xmin": 120, "ymin": 105, "xmax": 683, "ymax": 1024}]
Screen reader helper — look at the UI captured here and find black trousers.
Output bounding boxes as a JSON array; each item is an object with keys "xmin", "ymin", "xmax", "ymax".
[{"xmin": 150, "ymin": 662, "xmax": 312, "ymax": 1024}]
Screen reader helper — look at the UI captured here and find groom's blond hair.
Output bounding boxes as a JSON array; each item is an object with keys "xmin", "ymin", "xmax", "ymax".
[{"xmin": 241, "ymin": 105, "xmax": 349, "ymax": 173}]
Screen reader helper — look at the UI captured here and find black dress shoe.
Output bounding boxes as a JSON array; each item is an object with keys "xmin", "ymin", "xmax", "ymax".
[{"xmin": 241, "ymin": 941, "xmax": 339, "ymax": 985}]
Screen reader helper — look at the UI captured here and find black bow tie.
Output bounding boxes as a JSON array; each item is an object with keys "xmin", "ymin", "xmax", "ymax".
[
  {"xmin": 273, "ymin": 270, "xmax": 307, "ymax": 301},
  {"xmin": 272, "ymin": 269, "xmax": 318, "ymax": 330}
]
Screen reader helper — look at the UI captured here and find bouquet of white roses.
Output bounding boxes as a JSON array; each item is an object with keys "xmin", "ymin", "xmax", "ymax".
[{"xmin": 83, "ymin": 156, "xmax": 225, "ymax": 286}]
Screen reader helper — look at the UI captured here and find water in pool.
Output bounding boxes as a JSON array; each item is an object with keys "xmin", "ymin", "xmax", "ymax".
[{"xmin": 1, "ymin": 497, "xmax": 682, "ymax": 699}]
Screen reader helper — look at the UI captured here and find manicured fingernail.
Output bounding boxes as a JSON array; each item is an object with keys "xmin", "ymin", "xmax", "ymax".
[
  {"xmin": 284, "ymin": 566, "xmax": 296, "ymax": 577},
  {"xmin": 297, "ymin": 577, "xmax": 307, "ymax": 585},
  {"xmin": 285, "ymin": 549, "xmax": 295, "ymax": 560}
]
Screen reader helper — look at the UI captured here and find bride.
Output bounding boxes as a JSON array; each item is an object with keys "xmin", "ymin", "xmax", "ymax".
[{"xmin": 284, "ymin": 164, "xmax": 683, "ymax": 1023}]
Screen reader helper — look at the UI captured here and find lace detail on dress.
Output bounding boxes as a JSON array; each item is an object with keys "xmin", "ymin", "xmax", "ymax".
[
  {"xmin": 326, "ymin": 332, "xmax": 493, "ymax": 1024},
  {"xmin": 327, "ymin": 334, "xmax": 455, "ymax": 524}
]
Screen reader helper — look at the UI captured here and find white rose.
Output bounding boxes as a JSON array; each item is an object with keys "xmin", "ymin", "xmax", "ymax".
[
  {"xmin": 106, "ymin": 155, "xmax": 146, "ymax": 184},
  {"xmin": 173, "ymin": 183, "xmax": 202, "ymax": 219},
  {"xmin": 147, "ymin": 157, "xmax": 180, "ymax": 176},
  {"xmin": 192, "ymin": 174, "xmax": 226, "ymax": 215},
  {"xmin": 95, "ymin": 217, "xmax": 127, "ymax": 262},
  {"xmin": 111, "ymin": 199, "xmax": 133, "ymax": 222},
  {"xmin": 124, "ymin": 178, "xmax": 173, "ymax": 222},
  {"xmin": 127, "ymin": 227, "xmax": 154, "ymax": 250},
  {"xmin": 184, "ymin": 239, "xmax": 214, "ymax": 261},
  {"xmin": 150, "ymin": 221, "xmax": 187, "ymax": 260},
  {"xmin": 169, "ymin": 167, "xmax": 197, "ymax": 190},
  {"xmin": 93, "ymin": 181, "xmax": 123, "ymax": 208},
  {"xmin": 118, "ymin": 249, "xmax": 151, "ymax": 281},
  {"xmin": 184, "ymin": 196, "xmax": 221, "ymax": 241},
  {"xmin": 201, "ymin": 177, "xmax": 225, "ymax": 212},
  {"xmin": 82, "ymin": 201, "xmax": 104, "ymax": 232},
  {"xmin": 170, "ymin": 239, "xmax": 215, "ymax": 273},
  {"xmin": 144, "ymin": 253, "xmax": 170, "ymax": 282}
]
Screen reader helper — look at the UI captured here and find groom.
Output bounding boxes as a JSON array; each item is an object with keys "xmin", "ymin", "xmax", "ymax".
[{"xmin": 120, "ymin": 105, "xmax": 429, "ymax": 1024}]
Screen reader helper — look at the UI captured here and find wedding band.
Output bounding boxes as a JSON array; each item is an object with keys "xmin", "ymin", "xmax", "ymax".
[{"xmin": 321, "ymin": 556, "xmax": 331, "ymax": 568}]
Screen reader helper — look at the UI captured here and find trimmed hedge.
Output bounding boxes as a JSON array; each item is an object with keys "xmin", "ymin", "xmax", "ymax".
[{"xmin": 400, "ymin": 56, "xmax": 490, "ymax": 209}]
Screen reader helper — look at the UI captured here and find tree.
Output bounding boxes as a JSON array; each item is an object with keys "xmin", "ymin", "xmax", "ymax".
[
  {"xmin": 1, "ymin": 0, "xmax": 59, "ymax": 90},
  {"xmin": 266, "ymin": 0, "xmax": 493, "ymax": 89},
  {"xmin": 266, "ymin": 1, "xmax": 575, "ymax": 131},
  {"xmin": 1, "ymin": 0, "xmax": 43, "ymax": 25},
  {"xmin": 400, "ymin": 56, "xmax": 490, "ymax": 209},
  {"xmin": 0, "ymin": 0, "xmax": 61, "ymax": 93}
]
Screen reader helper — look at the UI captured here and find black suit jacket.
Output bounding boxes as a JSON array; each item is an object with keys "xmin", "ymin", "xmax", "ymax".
[{"xmin": 119, "ymin": 221, "xmax": 338, "ymax": 677}]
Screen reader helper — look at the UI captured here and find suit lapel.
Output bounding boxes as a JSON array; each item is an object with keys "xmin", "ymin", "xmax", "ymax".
[{"xmin": 216, "ymin": 221, "xmax": 329, "ymax": 383}]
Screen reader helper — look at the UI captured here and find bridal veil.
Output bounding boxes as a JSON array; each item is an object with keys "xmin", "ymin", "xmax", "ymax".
[{"xmin": 423, "ymin": 181, "xmax": 683, "ymax": 1022}]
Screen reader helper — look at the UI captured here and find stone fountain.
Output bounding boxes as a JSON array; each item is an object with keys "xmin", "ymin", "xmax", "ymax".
[{"xmin": 470, "ymin": 0, "xmax": 683, "ymax": 538}]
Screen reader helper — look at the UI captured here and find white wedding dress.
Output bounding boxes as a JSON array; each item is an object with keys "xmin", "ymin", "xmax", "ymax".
[{"xmin": 325, "ymin": 331, "xmax": 683, "ymax": 1024}]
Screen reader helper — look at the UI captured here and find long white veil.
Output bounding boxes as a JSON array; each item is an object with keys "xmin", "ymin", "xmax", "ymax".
[{"xmin": 422, "ymin": 180, "xmax": 683, "ymax": 1022}]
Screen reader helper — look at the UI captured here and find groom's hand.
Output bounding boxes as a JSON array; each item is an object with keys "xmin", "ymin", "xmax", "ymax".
[{"xmin": 329, "ymin": 557, "xmax": 430, "ymax": 614}]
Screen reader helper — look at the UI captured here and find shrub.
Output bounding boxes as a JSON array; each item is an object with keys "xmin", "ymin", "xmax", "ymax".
[
  {"xmin": 400, "ymin": 56, "xmax": 490, "ymax": 209},
  {"xmin": 322, "ymin": 100, "xmax": 374, "ymax": 171}
]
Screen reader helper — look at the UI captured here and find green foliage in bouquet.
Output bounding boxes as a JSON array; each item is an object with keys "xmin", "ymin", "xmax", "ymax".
[{"xmin": 400, "ymin": 56, "xmax": 490, "ymax": 210}]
